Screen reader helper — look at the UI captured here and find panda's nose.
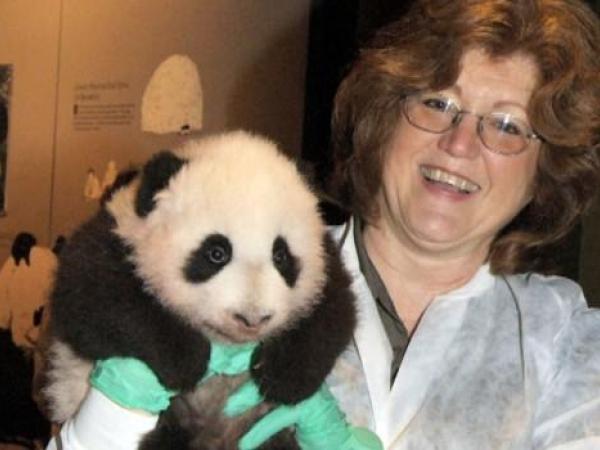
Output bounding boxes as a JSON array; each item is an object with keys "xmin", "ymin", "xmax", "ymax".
[{"xmin": 233, "ymin": 312, "xmax": 273, "ymax": 329}]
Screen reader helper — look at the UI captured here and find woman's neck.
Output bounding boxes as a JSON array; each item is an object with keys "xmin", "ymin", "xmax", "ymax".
[{"xmin": 362, "ymin": 221, "xmax": 487, "ymax": 333}]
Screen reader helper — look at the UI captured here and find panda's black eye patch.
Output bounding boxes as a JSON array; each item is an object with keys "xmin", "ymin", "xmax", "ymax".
[
  {"xmin": 272, "ymin": 236, "xmax": 299, "ymax": 287},
  {"xmin": 184, "ymin": 234, "xmax": 232, "ymax": 283}
]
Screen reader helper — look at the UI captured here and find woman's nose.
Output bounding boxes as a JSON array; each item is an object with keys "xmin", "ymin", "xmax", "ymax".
[{"xmin": 437, "ymin": 115, "xmax": 481, "ymax": 159}]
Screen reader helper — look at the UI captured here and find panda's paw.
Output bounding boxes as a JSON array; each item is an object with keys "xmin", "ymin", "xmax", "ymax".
[
  {"xmin": 158, "ymin": 366, "xmax": 205, "ymax": 391},
  {"xmin": 154, "ymin": 347, "xmax": 210, "ymax": 390},
  {"xmin": 250, "ymin": 347, "xmax": 321, "ymax": 405}
]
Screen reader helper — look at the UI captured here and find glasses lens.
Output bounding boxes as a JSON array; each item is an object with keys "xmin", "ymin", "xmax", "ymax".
[
  {"xmin": 480, "ymin": 113, "xmax": 529, "ymax": 155},
  {"xmin": 404, "ymin": 93, "xmax": 456, "ymax": 133},
  {"xmin": 404, "ymin": 93, "xmax": 535, "ymax": 155}
]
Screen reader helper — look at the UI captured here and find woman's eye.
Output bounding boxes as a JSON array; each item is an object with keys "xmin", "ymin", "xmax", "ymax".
[
  {"xmin": 502, "ymin": 123, "xmax": 521, "ymax": 135},
  {"xmin": 422, "ymin": 96, "xmax": 452, "ymax": 112},
  {"xmin": 503, "ymin": 121, "xmax": 524, "ymax": 136},
  {"xmin": 489, "ymin": 115, "xmax": 525, "ymax": 136}
]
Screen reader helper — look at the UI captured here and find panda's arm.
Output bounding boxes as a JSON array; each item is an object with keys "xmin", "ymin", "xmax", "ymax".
[
  {"xmin": 250, "ymin": 233, "xmax": 356, "ymax": 404},
  {"xmin": 50, "ymin": 210, "xmax": 211, "ymax": 390}
]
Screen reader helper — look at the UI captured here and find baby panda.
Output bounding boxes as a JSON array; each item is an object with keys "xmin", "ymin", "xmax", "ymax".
[{"xmin": 44, "ymin": 130, "xmax": 356, "ymax": 449}]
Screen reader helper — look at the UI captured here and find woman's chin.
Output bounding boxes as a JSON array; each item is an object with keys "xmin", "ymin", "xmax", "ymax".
[{"xmin": 403, "ymin": 218, "xmax": 490, "ymax": 258}]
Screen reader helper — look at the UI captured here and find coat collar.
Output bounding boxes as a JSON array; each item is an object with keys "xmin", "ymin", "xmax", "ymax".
[{"xmin": 337, "ymin": 219, "xmax": 495, "ymax": 446}]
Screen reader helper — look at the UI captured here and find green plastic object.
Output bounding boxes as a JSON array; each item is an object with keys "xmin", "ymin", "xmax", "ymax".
[
  {"xmin": 90, "ymin": 342, "xmax": 383, "ymax": 450},
  {"xmin": 90, "ymin": 357, "xmax": 175, "ymax": 414},
  {"xmin": 227, "ymin": 381, "xmax": 383, "ymax": 450},
  {"xmin": 89, "ymin": 342, "xmax": 256, "ymax": 413}
]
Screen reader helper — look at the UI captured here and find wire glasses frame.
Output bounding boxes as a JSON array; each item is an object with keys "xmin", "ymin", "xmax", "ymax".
[{"xmin": 402, "ymin": 93, "xmax": 542, "ymax": 156}]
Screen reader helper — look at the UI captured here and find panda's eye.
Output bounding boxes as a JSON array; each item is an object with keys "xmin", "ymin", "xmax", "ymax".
[
  {"xmin": 205, "ymin": 244, "xmax": 229, "ymax": 265},
  {"xmin": 273, "ymin": 247, "xmax": 288, "ymax": 266},
  {"xmin": 272, "ymin": 237, "xmax": 291, "ymax": 269},
  {"xmin": 184, "ymin": 234, "xmax": 232, "ymax": 283},
  {"xmin": 272, "ymin": 236, "xmax": 299, "ymax": 287}
]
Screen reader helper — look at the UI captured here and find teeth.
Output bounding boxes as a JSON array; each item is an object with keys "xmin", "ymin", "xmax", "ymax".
[{"xmin": 420, "ymin": 166, "xmax": 480, "ymax": 193}]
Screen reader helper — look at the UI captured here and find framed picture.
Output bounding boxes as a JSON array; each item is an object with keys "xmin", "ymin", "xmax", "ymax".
[{"xmin": 0, "ymin": 65, "xmax": 12, "ymax": 215}]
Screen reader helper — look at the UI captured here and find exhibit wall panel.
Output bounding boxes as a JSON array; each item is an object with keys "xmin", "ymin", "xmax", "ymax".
[
  {"xmin": 51, "ymin": 0, "xmax": 310, "ymax": 239},
  {"xmin": 0, "ymin": 0, "xmax": 310, "ymax": 261},
  {"xmin": 0, "ymin": 1, "xmax": 61, "ymax": 253},
  {"xmin": 52, "ymin": 0, "xmax": 310, "ymax": 237}
]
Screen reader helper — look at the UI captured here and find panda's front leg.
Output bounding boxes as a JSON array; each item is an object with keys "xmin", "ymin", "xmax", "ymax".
[
  {"xmin": 250, "ymin": 314, "xmax": 349, "ymax": 405},
  {"xmin": 138, "ymin": 326, "xmax": 212, "ymax": 392},
  {"xmin": 250, "ymin": 235, "xmax": 356, "ymax": 405}
]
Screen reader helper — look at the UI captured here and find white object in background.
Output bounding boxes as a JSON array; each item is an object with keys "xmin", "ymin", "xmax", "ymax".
[
  {"xmin": 102, "ymin": 160, "xmax": 118, "ymax": 192},
  {"xmin": 141, "ymin": 54, "xmax": 203, "ymax": 135},
  {"xmin": 83, "ymin": 169, "xmax": 102, "ymax": 201}
]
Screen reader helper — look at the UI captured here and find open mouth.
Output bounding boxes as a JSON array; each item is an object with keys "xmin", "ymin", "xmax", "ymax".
[{"xmin": 420, "ymin": 166, "xmax": 481, "ymax": 194}]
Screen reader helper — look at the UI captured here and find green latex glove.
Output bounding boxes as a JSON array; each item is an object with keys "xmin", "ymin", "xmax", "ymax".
[
  {"xmin": 225, "ymin": 382, "xmax": 383, "ymax": 450},
  {"xmin": 90, "ymin": 343, "xmax": 382, "ymax": 450},
  {"xmin": 90, "ymin": 342, "xmax": 257, "ymax": 414},
  {"xmin": 205, "ymin": 342, "xmax": 257, "ymax": 377},
  {"xmin": 90, "ymin": 357, "xmax": 175, "ymax": 414}
]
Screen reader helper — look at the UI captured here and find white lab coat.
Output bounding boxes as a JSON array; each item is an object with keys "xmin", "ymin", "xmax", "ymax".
[
  {"xmin": 46, "ymin": 388, "xmax": 158, "ymax": 450},
  {"xmin": 326, "ymin": 220, "xmax": 600, "ymax": 449}
]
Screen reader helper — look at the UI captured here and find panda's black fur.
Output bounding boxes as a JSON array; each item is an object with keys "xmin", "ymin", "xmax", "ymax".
[{"xmin": 45, "ymin": 131, "xmax": 356, "ymax": 449}]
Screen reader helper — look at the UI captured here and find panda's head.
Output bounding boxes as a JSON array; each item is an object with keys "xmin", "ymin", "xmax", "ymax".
[{"xmin": 107, "ymin": 131, "xmax": 327, "ymax": 344}]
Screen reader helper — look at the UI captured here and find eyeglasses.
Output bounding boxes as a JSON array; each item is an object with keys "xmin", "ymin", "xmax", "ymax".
[{"xmin": 402, "ymin": 92, "xmax": 541, "ymax": 155}]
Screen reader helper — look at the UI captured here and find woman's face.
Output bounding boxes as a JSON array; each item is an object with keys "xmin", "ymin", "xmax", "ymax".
[{"xmin": 376, "ymin": 48, "xmax": 541, "ymax": 259}]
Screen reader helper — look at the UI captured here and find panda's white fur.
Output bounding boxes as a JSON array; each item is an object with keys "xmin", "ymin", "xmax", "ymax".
[
  {"xmin": 44, "ymin": 339, "xmax": 94, "ymax": 422},
  {"xmin": 44, "ymin": 130, "xmax": 358, "ymax": 442},
  {"xmin": 108, "ymin": 131, "xmax": 326, "ymax": 344}
]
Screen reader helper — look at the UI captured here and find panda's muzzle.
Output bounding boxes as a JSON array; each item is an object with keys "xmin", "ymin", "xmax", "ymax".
[
  {"xmin": 206, "ymin": 310, "xmax": 276, "ymax": 343},
  {"xmin": 233, "ymin": 311, "xmax": 273, "ymax": 331}
]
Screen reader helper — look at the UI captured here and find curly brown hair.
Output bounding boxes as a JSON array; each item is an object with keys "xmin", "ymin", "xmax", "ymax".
[{"xmin": 329, "ymin": 0, "xmax": 600, "ymax": 274}]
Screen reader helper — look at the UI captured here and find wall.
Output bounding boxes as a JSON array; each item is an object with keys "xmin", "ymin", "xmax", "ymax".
[
  {"xmin": 0, "ymin": 0, "xmax": 311, "ymax": 259},
  {"xmin": 0, "ymin": 1, "xmax": 61, "ymax": 253}
]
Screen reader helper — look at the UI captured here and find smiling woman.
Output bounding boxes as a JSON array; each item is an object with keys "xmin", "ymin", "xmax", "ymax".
[
  {"xmin": 308, "ymin": 0, "xmax": 600, "ymax": 448},
  {"xmin": 331, "ymin": 3, "xmax": 599, "ymax": 274},
  {"xmin": 373, "ymin": 49, "xmax": 541, "ymax": 265}
]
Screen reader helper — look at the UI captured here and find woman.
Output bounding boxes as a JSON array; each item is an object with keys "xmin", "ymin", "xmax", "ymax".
[
  {"xmin": 319, "ymin": 0, "xmax": 600, "ymax": 448},
  {"xmin": 232, "ymin": 2, "xmax": 600, "ymax": 448}
]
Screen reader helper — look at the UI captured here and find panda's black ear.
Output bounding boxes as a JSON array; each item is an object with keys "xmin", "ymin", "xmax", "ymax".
[
  {"xmin": 135, "ymin": 150, "xmax": 186, "ymax": 217},
  {"xmin": 100, "ymin": 168, "xmax": 139, "ymax": 205},
  {"xmin": 296, "ymin": 159, "xmax": 351, "ymax": 225},
  {"xmin": 296, "ymin": 159, "xmax": 318, "ymax": 190}
]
